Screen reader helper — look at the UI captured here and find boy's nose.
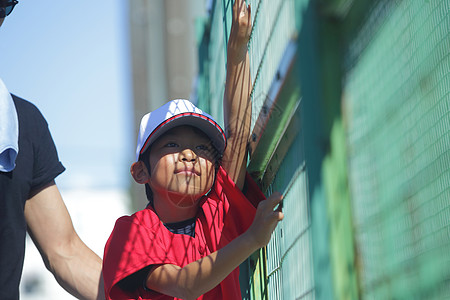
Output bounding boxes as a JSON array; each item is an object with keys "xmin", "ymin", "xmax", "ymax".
[{"xmin": 179, "ymin": 148, "xmax": 197, "ymax": 162}]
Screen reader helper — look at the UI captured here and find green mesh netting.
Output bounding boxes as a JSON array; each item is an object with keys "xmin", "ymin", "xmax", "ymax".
[
  {"xmin": 343, "ymin": 0, "xmax": 450, "ymax": 299},
  {"xmin": 266, "ymin": 126, "xmax": 315, "ymax": 300},
  {"xmin": 200, "ymin": 1, "xmax": 315, "ymax": 298},
  {"xmin": 246, "ymin": 0, "xmax": 299, "ymax": 129}
]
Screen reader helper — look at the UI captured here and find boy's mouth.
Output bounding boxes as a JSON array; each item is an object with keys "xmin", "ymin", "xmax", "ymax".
[{"xmin": 175, "ymin": 168, "xmax": 200, "ymax": 176}]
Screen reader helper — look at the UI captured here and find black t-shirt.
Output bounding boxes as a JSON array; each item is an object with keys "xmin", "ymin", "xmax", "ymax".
[{"xmin": 0, "ymin": 95, "xmax": 65, "ymax": 300}]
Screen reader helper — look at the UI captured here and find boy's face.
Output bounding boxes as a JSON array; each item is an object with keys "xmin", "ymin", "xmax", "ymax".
[{"xmin": 146, "ymin": 126, "xmax": 217, "ymax": 208}]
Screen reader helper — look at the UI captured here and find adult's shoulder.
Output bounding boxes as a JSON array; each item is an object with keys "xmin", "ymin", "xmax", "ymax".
[
  {"xmin": 11, "ymin": 94, "xmax": 47, "ymax": 124},
  {"xmin": 11, "ymin": 94, "xmax": 39, "ymax": 111}
]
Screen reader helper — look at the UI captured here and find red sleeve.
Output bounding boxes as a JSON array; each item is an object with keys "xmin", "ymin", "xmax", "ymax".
[
  {"xmin": 213, "ymin": 167, "xmax": 266, "ymax": 239},
  {"xmin": 243, "ymin": 171, "xmax": 266, "ymax": 207},
  {"xmin": 102, "ymin": 212, "xmax": 178, "ymax": 299},
  {"xmin": 214, "ymin": 166, "xmax": 265, "ymax": 207}
]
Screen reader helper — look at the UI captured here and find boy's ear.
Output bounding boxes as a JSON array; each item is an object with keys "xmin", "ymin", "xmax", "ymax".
[{"xmin": 130, "ymin": 161, "xmax": 150, "ymax": 184}]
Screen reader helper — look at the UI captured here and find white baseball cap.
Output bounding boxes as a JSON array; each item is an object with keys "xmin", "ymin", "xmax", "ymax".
[{"xmin": 135, "ymin": 99, "xmax": 226, "ymax": 161}]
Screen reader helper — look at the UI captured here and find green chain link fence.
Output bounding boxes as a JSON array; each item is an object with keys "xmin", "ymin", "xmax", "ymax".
[
  {"xmin": 343, "ymin": 0, "xmax": 450, "ymax": 299},
  {"xmin": 195, "ymin": 0, "xmax": 450, "ymax": 299}
]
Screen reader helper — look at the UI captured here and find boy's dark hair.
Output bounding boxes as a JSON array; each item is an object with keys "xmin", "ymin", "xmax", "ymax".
[{"xmin": 139, "ymin": 148, "xmax": 154, "ymax": 205}]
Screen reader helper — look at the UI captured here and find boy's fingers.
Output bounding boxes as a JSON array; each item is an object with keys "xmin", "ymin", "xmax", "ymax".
[
  {"xmin": 234, "ymin": 0, "xmax": 247, "ymax": 19},
  {"xmin": 269, "ymin": 211, "xmax": 284, "ymax": 230},
  {"xmin": 233, "ymin": 0, "xmax": 242, "ymax": 17},
  {"xmin": 256, "ymin": 192, "xmax": 283, "ymax": 213},
  {"xmin": 275, "ymin": 199, "xmax": 283, "ymax": 212},
  {"xmin": 276, "ymin": 211, "xmax": 284, "ymax": 221},
  {"xmin": 268, "ymin": 192, "xmax": 283, "ymax": 210}
]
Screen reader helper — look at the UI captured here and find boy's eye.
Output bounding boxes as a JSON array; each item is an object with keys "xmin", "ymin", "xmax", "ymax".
[
  {"xmin": 196, "ymin": 145, "xmax": 209, "ymax": 151},
  {"xmin": 164, "ymin": 142, "xmax": 178, "ymax": 147}
]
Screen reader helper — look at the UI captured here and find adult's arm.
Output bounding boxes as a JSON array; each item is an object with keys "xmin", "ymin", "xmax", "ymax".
[
  {"xmin": 24, "ymin": 181, "xmax": 105, "ymax": 300},
  {"xmin": 222, "ymin": 0, "xmax": 253, "ymax": 190},
  {"xmin": 145, "ymin": 192, "xmax": 284, "ymax": 300}
]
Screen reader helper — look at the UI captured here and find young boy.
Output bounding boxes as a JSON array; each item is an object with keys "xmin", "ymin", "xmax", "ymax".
[{"xmin": 103, "ymin": 1, "xmax": 284, "ymax": 299}]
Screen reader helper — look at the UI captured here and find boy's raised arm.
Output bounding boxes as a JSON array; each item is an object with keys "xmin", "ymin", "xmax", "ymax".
[{"xmin": 222, "ymin": 0, "xmax": 252, "ymax": 190}]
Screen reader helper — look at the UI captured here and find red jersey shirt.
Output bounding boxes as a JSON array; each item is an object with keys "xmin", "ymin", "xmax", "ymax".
[{"xmin": 103, "ymin": 166, "xmax": 264, "ymax": 299}]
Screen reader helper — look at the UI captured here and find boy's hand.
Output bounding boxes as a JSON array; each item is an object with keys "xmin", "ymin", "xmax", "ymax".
[
  {"xmin": 228, "ymin": 0, "xmax": 252, "ymax": 58},
  {"xmin": 246, "ymin": 192, "xmax": 284, "ymax": 248}
]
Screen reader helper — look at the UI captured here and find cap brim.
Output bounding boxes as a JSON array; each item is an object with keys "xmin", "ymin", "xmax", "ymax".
[{"xmin": 139, "ymin": 113, "xmax": 226, "ymax": 159}]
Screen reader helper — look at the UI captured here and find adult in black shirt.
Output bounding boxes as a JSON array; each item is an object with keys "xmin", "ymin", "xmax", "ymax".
[{"xmin": 0, "ymin": 3, "xmax": 104, "ymax": 300}]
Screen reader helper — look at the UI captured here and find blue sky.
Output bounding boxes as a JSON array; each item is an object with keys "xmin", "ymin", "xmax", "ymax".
[{"xmin": 0, "ymin": 0, "xmax": 133, "ymax": 190}]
